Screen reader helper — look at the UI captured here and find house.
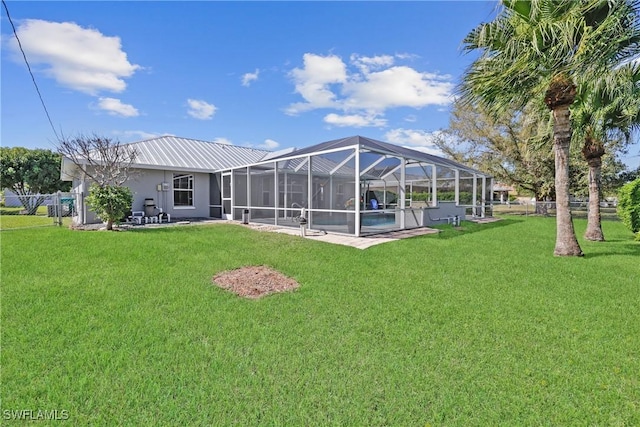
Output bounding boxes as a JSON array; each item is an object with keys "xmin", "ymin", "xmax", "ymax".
[
  {"xmin": 62, "ymin": 135, "xmax": 492, "ymax": 236},
  {"xmin": 492, "ymin": 183, "xmax": 516, "ymax": 203},
  {"xmin": 61, "ymin": 136, "xmax": 271, "ymax": 224}
]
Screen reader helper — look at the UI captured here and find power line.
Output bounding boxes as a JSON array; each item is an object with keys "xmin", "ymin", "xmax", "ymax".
[{"xmin": 2, "ymin": 0, "xmax": 60, "ymax": 142}]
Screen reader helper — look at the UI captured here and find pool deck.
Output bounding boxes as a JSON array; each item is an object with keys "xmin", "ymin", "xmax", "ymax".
[
  {"xmin": 122, "ymin": 216, "xmax": 502, "ymax": 250},
  {"xmin": 269, "ymin": 226, "xmax": 441, "ymax": 249},
  {"xmin": 249, "ymin": 216, "xmax": 503, "ymax": 249}
]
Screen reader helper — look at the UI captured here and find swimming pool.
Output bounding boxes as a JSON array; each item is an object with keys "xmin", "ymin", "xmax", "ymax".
[{"xmin": 312, "ymin": 212, "xmax": 396, "ymax": 227}]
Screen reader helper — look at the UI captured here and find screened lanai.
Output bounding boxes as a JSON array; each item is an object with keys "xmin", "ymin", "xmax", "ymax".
[{"xmin": 212, "ymin": 136, "xmax": 492, "ymax": 237}]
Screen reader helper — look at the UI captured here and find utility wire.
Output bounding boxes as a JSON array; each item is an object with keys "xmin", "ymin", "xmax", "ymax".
[{"xmin": 2, "ymin": 0, "xmax": 60, "ymax": 142}]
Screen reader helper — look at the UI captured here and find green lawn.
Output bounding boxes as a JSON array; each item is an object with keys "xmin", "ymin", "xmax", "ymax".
[
  {"xmin": 0, "ymin": 206, "xmax": 70, "ymax": 230},
  {"xmin": 1, "ymin": 217, "xmax": 638, "ymax": 425},
  {"xmin": 492, "ymin": 203, "xmax": 621, "ymax": 220}
]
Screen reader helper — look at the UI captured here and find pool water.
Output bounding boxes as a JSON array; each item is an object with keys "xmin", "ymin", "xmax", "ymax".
[{"xmin": 313, "ymin": 213, "xmax": 396, "ymax": 226}]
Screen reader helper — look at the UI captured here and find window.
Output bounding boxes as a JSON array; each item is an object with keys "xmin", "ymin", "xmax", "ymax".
[{"xmin": 173, "ymin": 173, "xmax": 194, "ymax": 207}]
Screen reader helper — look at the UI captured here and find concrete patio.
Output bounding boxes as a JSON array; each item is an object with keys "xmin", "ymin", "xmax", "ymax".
[{"xmin": 120, "ymin": 216, "xmax": 502, "ymax": 250}]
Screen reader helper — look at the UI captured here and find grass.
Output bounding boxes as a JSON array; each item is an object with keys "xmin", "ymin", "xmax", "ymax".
[
  {"xmin": 0, "ymin": 206, "xmax": 71, "ymax": 230},
  {"xmin": 492, "ymin": 203, "xmax": 620, "ymax": 220},
  {"xmin": 1, "ymin": 217, "xmax": 639, "ymax": 425}
]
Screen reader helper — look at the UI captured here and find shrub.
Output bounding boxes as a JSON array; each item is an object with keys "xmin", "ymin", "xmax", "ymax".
[
  {"xmin": 617, "ymin": 178, "xmax": 640, "ymax": 234},
  {"xmin": 86, "ymin": 184, "xmax": 133, "ymax": 230},
  {"xmin": 410, "ymin": 191, "xmax": 473, "ymax": 203}
]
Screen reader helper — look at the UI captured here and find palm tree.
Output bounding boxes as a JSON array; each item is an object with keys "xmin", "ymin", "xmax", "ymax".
[
  {"xmin": 460, "ymin": 0, "xmax": 640, "ymax": 256},
  {"xmin": 573, "ymin": 63, "xmax": 640, "ymax": 241}
]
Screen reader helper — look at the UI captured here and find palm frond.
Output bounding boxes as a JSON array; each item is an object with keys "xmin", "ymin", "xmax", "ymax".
[{"xmin": 460, "ymin": 0, "xmax": 640, "ymax": 116}]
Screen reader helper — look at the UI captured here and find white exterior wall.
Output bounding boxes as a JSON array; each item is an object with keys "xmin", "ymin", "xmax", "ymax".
[
  {"xmin": 71, "ymin": 178, "xmax": 100, "ymax": 225},
  {"xmin": 422, "ymin": 201, "xmax": 466, "ymax": 226},
  {"xmin": 127, "ymin": 170, "xmax": 211, "ymax": 220},
  {"xmin": 70, "ymin": 169, "xmax": 212, "ymax": 224}
]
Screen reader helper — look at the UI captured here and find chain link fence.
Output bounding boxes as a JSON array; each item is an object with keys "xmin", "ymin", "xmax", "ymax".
[
  {"xmin": 0, "ymin": 191, "xmax": 76, "ymax": 230},
  {"xmin": 491, "ymin": 200, "xmax": 620, "ymax": 220}
]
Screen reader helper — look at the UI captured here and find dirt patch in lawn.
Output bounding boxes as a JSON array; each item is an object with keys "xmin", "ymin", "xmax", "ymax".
[{"xmin": 212, "ymin": 265, "xmax": 300, "ymax": 299}]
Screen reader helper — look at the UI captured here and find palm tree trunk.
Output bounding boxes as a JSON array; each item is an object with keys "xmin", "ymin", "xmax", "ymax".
[
  {"xmin": 584, "ymin": 158, "xmax": 604, "ymax": 240},
  {"xmin": 552, "ymin": 105, "xmax": 583, "ymax": 256}
]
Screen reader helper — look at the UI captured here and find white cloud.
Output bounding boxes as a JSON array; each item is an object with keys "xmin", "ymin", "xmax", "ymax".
[
  {"xmin": 350, "ymin": 54, "xmax": 395, "ymax": 74},
  {"xmin": 187, "ymin": 99, "xmax": 216, "ymax": 120},
  {"xmin": 212, "ymin": 137, "xmax": 232, "ymax": 145},
  {"xmin": 384, "ymin": 128, "xmax": 444, "ymax": 155},
  {"xmin": 239, "ymin": 139, "xmax": 279, "ymax": 150},
  {"xmin": 286, "ymin": 52, "xmax": 455, "ymax": 124},
  {"xmin": 8, "ymin": 19, "xmax": 139, "ymax": 95},
  {"xmin": 343, "ymin": 67, "xmax": 453, "ymax": 111},
  {"xmin": 96, "ymin": 97, "xmax": 139, "ymax": 117},
  {"xmin": 259, "ymin": 139, "xmax": 280, "ymax": 150},
  {"xmin": 285, "ymin": 53, "xmax": 347, "ymax": 115},
  {"xmin": 404, "ymin": 115, "xmax": 417, "ymax": 123},
  {"xmin": 395, "ymin": 52, "xmax": 419, "ymax": 61},
  {"xmin": 242, "ymin": 69, "xmax": 260, "ymax": 87},
  {"xmin": 324, "ymin": 113, "xmax": 387, "ymax": 128},
  {"xmin": 407, "ymin": 145, "xmax": 446, "ymax": 156}
]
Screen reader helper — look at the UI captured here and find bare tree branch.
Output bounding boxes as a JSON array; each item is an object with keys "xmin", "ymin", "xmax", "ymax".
[{"xmin": 57, "ymin": 133, "xmax": 138, "ymax": 187}]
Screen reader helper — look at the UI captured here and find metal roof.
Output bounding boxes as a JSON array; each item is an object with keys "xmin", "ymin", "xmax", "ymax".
[
  {"xmin": 126, "ymin": 136, "xmax": 270, "ymax": 172},
  {"xmin": 85, "ymin": 135, "xmax": 489, "ymax": 178}
]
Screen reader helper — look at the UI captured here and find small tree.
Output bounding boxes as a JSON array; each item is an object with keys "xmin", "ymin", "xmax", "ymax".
[
  {"xmin": 0, "ymin": 147, "xmax": 71, "ymax": 214},
  {"xmin": 85, "ymin": 184, "xmax": 133, "ymax": 230},
  {"xmin": 617, "ymin": 177, "xmax": 640, "ymax": 238},
  {"xmin": 58, "ymin": 134, "xmax": 138, "ymax": 186},
  {"xmin": 58, "ymin": 134, "xmax": 138, "ymax": 230}
]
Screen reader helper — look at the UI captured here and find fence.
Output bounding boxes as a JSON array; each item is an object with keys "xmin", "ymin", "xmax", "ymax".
[
  {"xmin": 491, "ymin": 200, "xmax": 620, "ymax": 220},
  {"xmin": 0, "ymin": 191, "xmax": 75, "ymax": 230}
]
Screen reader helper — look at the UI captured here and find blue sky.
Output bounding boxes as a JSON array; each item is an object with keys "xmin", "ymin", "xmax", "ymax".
[{"xmin": 2, "ymin": 1, "xmax": 639, "ymax": 169}]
